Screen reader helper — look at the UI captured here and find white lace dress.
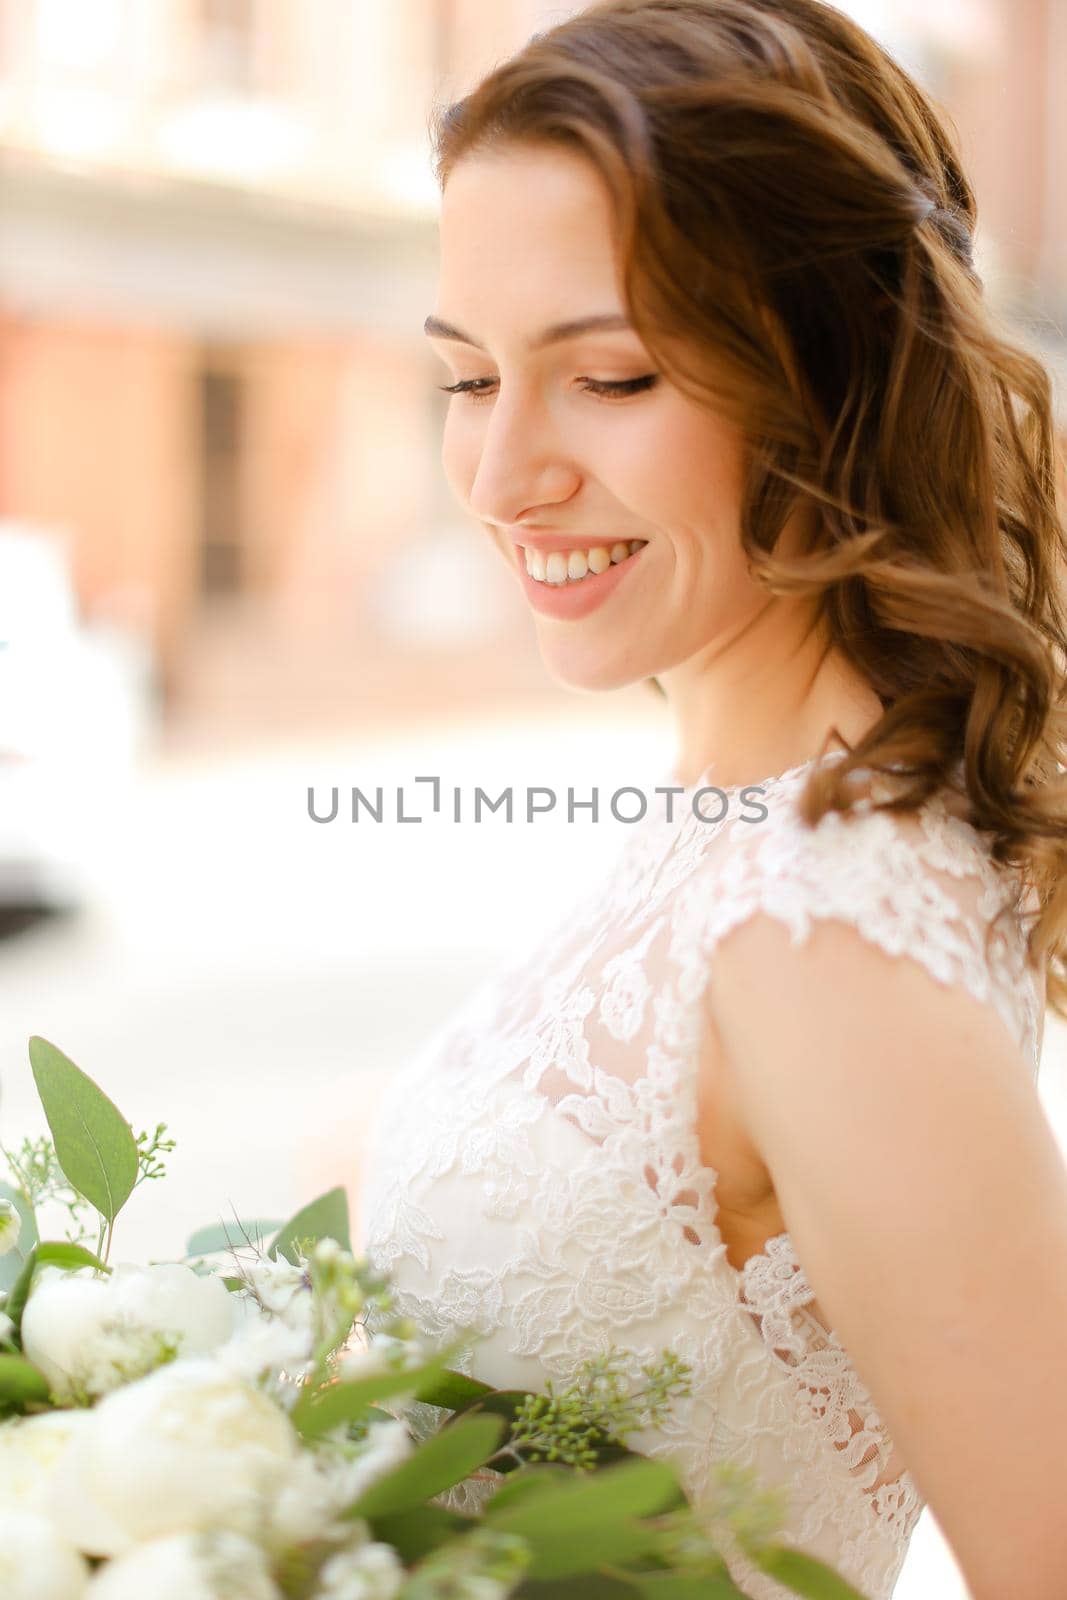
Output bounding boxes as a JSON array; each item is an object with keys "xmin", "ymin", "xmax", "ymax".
[{"xmin": 358, "ymin": 749, "xmax": 1045, "ymax": 1600}]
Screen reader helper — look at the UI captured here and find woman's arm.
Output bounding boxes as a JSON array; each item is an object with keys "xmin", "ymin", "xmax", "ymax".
[{"xmin": 707, "ymin": 911, "xmax": 1067, "ymax": 1600}]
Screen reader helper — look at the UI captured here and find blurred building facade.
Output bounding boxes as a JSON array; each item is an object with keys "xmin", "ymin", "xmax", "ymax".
[{"xmin": 0, "ymin": 0, "xmax": 1064, "ymax": 746}]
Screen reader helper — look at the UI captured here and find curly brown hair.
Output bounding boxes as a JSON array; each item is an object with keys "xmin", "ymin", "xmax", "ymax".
[{"xmin": 427, "ymin": 0, "xmax": 1067, "ymax": 1021}]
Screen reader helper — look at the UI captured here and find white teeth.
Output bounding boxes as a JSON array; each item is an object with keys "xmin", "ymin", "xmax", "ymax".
[{"xmin": 523, "ymin": 541, "xmax": 647, "ymax": 585}]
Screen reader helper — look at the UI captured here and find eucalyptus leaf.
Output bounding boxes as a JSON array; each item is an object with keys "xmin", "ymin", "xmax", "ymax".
[
  {"xmin": 0, "ymin": 1181, "xmax": 37, "ymax": 1293},
  {"xmin": 28, "ymin": 1037, "xmax": 138, "ymax": 1225},
  {"xmin": 292, "ymin": 1373, "xmax": 419, "ymax": 1441},
  {"xmin": 444, "ymin": 1389, "xmax": 532, "ymax": 1458},
  {"xmin": 292, "ymin": 1336, "xmax": 472, "ymax": 1441},
  {"xmin": 515, "ymin": 1575, "xmax": 641, "ymax": 1598},
  {"xmin": 415, "ymin": 1368, "xmax": 494, "ymax": 1410},
  {"xmin": 363, "ymin": 1406, "xmax": 395, "ymax": 1426},
  {"xmin": 0, "ymin": 1353, "xmax": 50, "ymax": 1407},
  {"xmin": 521, "ymin": 1522, "xmax": 661, "ymax": 1581},
  {"xmin": 482, "ymin": 1464, "xmax": 575, "ymax": 1515},
  {"xmin": 753, "ymin": 1546, "xmax": 871, "ymax": 1600},
  {"xmin": 487, "ymin": 1456, "xmax": 684, "ymax": 1539},
  {"xmin": 347, "ymin": 1413, "xmax": 507, "ymax": 1518},
  {"xmin": 35, "ymin": 1242, "xmax": 108, "ymax": 1273},
  {"xmin": 5, "ymin": 1245, "xmax": 38, "ymax": 1332},
  {"xmin": 186, "ymin": 1219, "xmax": 284, "ymax": 1257},
  {"xmin": 268, "ymin": 1187, "xmax": 350, "ymax": 1264},
  {"xmin": 365, "ymin": 1506, "xmax": 469, "ymax": 1563},
  {"xmin": 630, "ymin": 1571, "xmax": 750, "ymax": 1598}
]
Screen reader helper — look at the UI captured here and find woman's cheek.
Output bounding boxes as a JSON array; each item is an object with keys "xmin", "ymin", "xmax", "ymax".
[
  {"xmin": 440, "ymin": 432, "xmax": 474, "ymax": 508},
  {"xmin": 441, "ymin": 402, "xmax": 492, "ymax": 492}
]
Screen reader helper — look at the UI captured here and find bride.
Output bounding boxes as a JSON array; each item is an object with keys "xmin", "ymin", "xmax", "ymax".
[{"xmin": 359, "ymin": 2, "xmax": 1067, "ymax": 1596}]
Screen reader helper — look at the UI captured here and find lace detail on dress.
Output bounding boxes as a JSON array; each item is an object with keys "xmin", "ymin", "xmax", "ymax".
[
  {"xmin": 671, "ymin": 770, "xmax": 1041, "ymax": 1073},
  {"xmin": 738, "ymin": 1235, "xmax": 924, "ymax": 1544},
  {"xmin": 359, "ymin": 752, "xmax": 1044, "ymax": 1600}
]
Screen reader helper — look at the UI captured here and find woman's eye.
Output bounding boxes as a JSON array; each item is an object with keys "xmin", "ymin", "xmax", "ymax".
[{"xmin": 436, "ymin": 375, "xmax": 659, "ymax": 404}]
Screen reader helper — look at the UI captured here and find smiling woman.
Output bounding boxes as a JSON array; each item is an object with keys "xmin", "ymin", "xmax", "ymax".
[
  {"xmin": 358, "ymin": 4, "xmax": 1067, "ymax": 1598},
  {"xmin": 424, "ymin": 145, "xmax": 785, "ymax": 707}
]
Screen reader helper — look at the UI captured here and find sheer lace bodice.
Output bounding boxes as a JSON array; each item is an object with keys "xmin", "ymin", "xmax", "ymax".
[{"xmin": 358, "ymin": 749, "xmax": 1044, "ymax": 1599}]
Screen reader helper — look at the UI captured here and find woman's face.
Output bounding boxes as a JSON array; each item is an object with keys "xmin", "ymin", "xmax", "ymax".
[{"xmin": 427, "ymin": 143, "xmax": 777, "ymax": 693}]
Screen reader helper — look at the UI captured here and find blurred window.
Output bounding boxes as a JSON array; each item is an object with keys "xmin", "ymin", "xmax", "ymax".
[{"xmin": 197, "ymin": 363, "xmax": 246, "ymax": 598}]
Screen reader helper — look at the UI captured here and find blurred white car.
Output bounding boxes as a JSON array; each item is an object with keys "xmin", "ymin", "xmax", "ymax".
[{"xmin": 0, "ymin": 520, "xmax": 155, "ymax": 919}]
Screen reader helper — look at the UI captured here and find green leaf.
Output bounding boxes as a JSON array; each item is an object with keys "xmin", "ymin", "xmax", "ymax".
[
  {"xmin": 347, "ymin": 1412, "xmax": 507, "ymax": 1518},
  {"xmin": 481, "ymin": 1464, "xmax": 575, "ymax": 1515},
  {"xmin": 0, "ymin": 1181, "xmax": 38, "ymax": 1293},
  {"xmin": 415, "ymin": 1367, "xmax": 494, "ymax": 1410},
  {"xmin": 35, "ymin": 1242, "xmax": 109, "ymax": 1273},
  {"xmin": 186, "ymin": 1219, "xmax": 284, "ymax": 1256},
  {"xmin": 753, "ymin": 1546, "xmax": 872, "ymax": 1600},
  {"xmin": 366, "ymin": 1506, "xmax": 470, "ymax": 1563},
  {"xmin": 292, "ymin": 1374, "xmax": 413, "ymax": 1441},
  {"xmin": 291, "ymin": 1336, "xmax": 472, "ymax": 1441},
  {"xmin": 363, "ymin": 1406, "xmax": 396, "ymax": 1426},
  {"xmin": 515, "ymin": 1576, "xmax": 641, "ymax": 1598},
  {"xmin": 0, "ymin": 1353, "xmax": 50, "ymax": 1407},
  {"xmin": 488, "ymin": 1457, "xmax": 685, "ymax": 1539},
  {"xmin": 484, "ymin": 1458, "xmax": 687, "ymax": 1581},
  {"xmin": 28, "ymin": 1037, "xmax": 138, "ymax": 1225},
  {"xmin": 268, "ymin": 1187, "xmax": 350, "ymax": 1265},
  {"xmin": 5, "ymin": 1245, "xmax": 38, "ymax": 1332},
  {"xmin": 630, "ymin": 1572, "xmax": 750, "ymax": 1598},
  {"xmin": 445, "ymin": 1389, "xmax": 533, "ymax": 1461},
  {"xmin": 522, "ymin": 1523, "xmax": 661, "ymax": 1581}
]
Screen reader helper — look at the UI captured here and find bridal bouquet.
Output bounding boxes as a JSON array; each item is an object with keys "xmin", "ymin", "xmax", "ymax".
[{"xmin": 0, "ymin": 1037, "xmax": 867, "ymax": 1600}]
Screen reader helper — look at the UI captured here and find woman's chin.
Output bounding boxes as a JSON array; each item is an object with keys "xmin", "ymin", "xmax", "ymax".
[{"xmin": 538, "ymin": 648, "xmax": 652, "ymax": 696}]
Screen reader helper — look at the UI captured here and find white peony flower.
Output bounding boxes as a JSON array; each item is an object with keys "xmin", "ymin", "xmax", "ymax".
[
  {"xmin": 0, "ymin": 1508, "xmax": 89, "ymax": 1600},
  {"xmin": 50, "ymin": 1357, "xmax": 300, "ymax": 1557},
  {"xmin": 261, "ymin": 1418, "xmax": 410, "ymax": 1556},
  {"xmin": 108, "ymin": 1262, "xmax": 235, "ymax": 1349},
  {"xmin": 84, "ymin": 1529, "xmax": 279, "ymax": 1600},
  {"xmin": 0, "ymin": 1409, "xmax": 97, "ymax": 1514},
  {"xmin": 0, "ymin": 1310, "xmax": 14, "ymax": 1343},
  {"xmin": 0, "ymin": 1198, "xmax": 21, "ymax": 1255},
  {"xmin": 18, "ymin": 1272, "xmax": 112, "ymax": 1402},
  {"xmin": 262, "ymin": 1450, "xmax": 365, "ymax": 1553},
  {"xmin": 21, "ymin": 1263, "xmax": 235, "ymax": 1403},
  {"xmin": 219, "ymin": 1292, "xmax": 315, "ymax": 1390},
  {"xmin": 314, "ymin": 1541, "xmax": 405, "ymax": 1600}
]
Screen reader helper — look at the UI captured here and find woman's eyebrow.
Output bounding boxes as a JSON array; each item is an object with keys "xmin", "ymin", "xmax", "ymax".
[{"xmin": 422, "ymin": 312, "xmax": 634, "ymax": 351}]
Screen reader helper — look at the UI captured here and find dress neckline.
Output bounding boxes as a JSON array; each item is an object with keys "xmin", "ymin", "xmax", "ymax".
[{"xmin": 667, "ymin": 746, "xmax": 849, "ymax": 796}]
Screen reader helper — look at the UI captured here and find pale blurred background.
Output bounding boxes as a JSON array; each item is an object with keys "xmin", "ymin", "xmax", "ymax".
[{"xmin": 0, "ymin": 3, "xmax": 1065, "ymax": 1593}]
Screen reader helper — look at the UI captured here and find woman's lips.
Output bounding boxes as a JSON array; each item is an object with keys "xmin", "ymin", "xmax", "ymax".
[{"xmin": 515, "ymin": 542, "xmax": 646, "ymax": 620}]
